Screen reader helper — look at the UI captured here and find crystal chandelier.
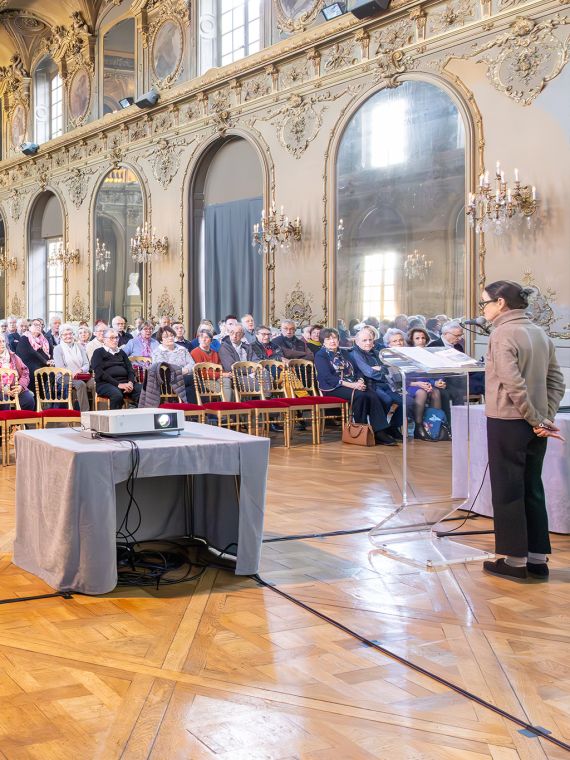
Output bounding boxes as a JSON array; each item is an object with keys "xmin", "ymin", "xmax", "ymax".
[
  {"xmin": 95, "ymin": 239, "xmax": 111, "ymax": 272},
  {"xmin": 130, "ymin": 222, "xmax": 168, "ymax": 264},
  {"xmin": 403, "ymin": 249, "xmax": 432, "ymax": 281},
  {"xmin": 252, "ymin": 200, "xmax": 302, "ymax": 255},
  {"xmin": 0, "ymin": 246, "xmax": 17, "ymax": 273},
  {"xmin": 466, "ymin": 162, "xmax": 538, "ymax": 235},
  {"xmin": 47, "ymin": 241, "xmax": 80, "ymax": 267}
]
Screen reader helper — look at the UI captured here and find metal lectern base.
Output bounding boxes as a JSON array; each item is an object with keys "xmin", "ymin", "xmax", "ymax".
[{"xmin": 369, "ymin": 529, "xmax": 494, "ymax": 570}]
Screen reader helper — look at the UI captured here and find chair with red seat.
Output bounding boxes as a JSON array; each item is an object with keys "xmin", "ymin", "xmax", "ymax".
[
  {"xmin": 285, "ymin": 360, "xmax": 348, "ymax": 444},
  {"xmin": 193, "ymin": 362, "xmax": 252, "ymax": 433},
  {"xmin": 232, "ymin": 362, "xmax": 289, "ymax": 446},
  {"xmin": 40, "ymin": 408, "xmax": 81, "ymax": 429},
  {"xmin": 0, "ymin": 407, "xmax": 43, "ymax": 466}
]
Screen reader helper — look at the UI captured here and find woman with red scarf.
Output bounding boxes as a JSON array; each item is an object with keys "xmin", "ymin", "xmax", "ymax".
[
  {"xmin": 15, "ymin": 318, "xmax": 53, "ymax": 396},
  {"xmin": 0, "ymin": 332, "xmax": 36, "ymax": 410}
]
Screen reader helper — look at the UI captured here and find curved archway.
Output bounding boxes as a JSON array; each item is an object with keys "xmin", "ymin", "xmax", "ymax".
[
  {"xmin": 332, "ymin": 76, "xmax": 473, "ymax": 326},
  {"xmin": 188, "ymin": 135, "xmax": 265, "ymax": 330},
  {"xmin": 27, "ymin": 190, "xmax": 64, "ymax": 320},
  {"xmin": 93, "ymin": 166, "xmax": 144, "ymax": 324}
]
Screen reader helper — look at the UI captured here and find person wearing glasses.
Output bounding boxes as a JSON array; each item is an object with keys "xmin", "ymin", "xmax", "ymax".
[
  {"xmin": 480, "ymin": 280, "xmax": 565, "ymax": 581},
  {"xmin": 91, "ymin": 329, "xmax": 141, "ymax": 409}
]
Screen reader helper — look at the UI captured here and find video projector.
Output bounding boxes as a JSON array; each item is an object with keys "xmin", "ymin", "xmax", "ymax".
[{"xmin": 81, "ymin": 408, "xmax": 185, "ymax": 437}]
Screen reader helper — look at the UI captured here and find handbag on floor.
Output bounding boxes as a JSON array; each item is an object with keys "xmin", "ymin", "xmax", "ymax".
[{"xmin": 342, "ymin": 390, "xmax": 375, "ymax": 446}]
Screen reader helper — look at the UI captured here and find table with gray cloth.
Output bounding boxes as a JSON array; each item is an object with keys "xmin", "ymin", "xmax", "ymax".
[
  {"xmin": 13, "ymin": 422, "xmax": 270, "ymax": 594},
  {"xmin": 451, "ymin": 405, "xmax": 570, "ymax": 533}
]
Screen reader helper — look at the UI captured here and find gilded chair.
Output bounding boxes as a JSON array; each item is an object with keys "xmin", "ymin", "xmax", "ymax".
[
  {"xmin": 193, "ymin": 362, "xmax": 252, "ymax": 433},
  {"xmin": 35, "ymin": 367, "xmax": 81, "ymax": 428},
  {"xmin": 232, "ymin": 362, "xmax": 289, "ymax": 446},
  {"xmin": 0, "ymin": 390, "xmax": 42, "ymax": 466}
]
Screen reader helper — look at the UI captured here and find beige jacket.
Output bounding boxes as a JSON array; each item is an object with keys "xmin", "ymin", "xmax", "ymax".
[{"xmin": 485, "ymin": 309, "xmax": 565, "ymax": 426}]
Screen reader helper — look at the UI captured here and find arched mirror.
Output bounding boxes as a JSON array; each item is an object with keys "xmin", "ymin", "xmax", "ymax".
[
  {"xmin": 336, "ymin": 80, "xmax": 467, "ymax": 328},
  {"xmin": 0, "ymin": 211, "xmax": 6, "ymax": 317},
  {"xmin": 103, "ymin": 18, "xmax": 135, "ymax": 114},
  {"xmin": 94, "ymin": 167, "xmax": 144, "ymax": 324},
  {"xmin": 189, "ymin": 137, "xmax": 263, "ymax": 329},
  {"xmin": 28, "ymin": 191, "xmax": 64, "ymax": 321}
]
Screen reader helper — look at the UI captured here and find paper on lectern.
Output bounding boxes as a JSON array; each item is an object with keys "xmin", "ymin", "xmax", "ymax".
[{"xmin": 394, "ymin": 347, "xmax": 479, "ymax": 369}]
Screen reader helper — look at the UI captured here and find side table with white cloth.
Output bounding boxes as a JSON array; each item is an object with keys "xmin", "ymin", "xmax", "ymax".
[
  {"xmin": 452, "ymin": 405, "xmax": 570, "ymax": 533},
  {"xmin": 13, "ymin": 422, "xmax": 270, "ymax": 594}
]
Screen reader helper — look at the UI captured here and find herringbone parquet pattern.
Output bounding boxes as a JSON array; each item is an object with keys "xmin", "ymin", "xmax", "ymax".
[{"xmin": 0, "ymin": 437, "xmax": 568, "ymax": 758}]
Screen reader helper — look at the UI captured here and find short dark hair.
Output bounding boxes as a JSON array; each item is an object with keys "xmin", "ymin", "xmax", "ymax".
[
  {"xmin": 484, "ymin": 280, "xmax": 533, "ymax": 310},
  {"xmin": 321, "ymin": 327, "xmax": 339, "ymax": 341},
  {"xmin": 407, "ymin": 327, "xmax": 430, "ymax": 346},
  {"xmin": 224, "ymin": 314, "xmax": 238, "ymax": 322},
  {"xmin": 256, "ymin": 325, "xmax": 271, "ymax": 333},
  {"xmin": 157, "ymin": 326, "xmax": 176, "ymax": 342}
]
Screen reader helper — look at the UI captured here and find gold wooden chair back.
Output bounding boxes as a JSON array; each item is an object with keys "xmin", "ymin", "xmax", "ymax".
[
  {"xmin": 130, "ymin": 356, "xmax": 152, "ymax": 385},
  {"xmin": 232, "ymin": 362, "xmax": 264, "ymax": 402},
  {"xmin": 159, "ymin": 364, "xmax": 181, "ymax": 403},
  {"xmin": 285, "ymin": 359, "xmax": 316, "ymax": 398},
  {"xmin": 259, "ymin": 360, "xmax": 286, "ymax": 399},
  {"xmin": 34, "ymin": 367, "xmax": 74, "ymax": 410},
  {"xmin": 193, "ymin": 362, "xmax": 225, "ymax": 404},
  {"xmin": 0, "ymin": 369, "xmax": 21, "ymax": 410}
]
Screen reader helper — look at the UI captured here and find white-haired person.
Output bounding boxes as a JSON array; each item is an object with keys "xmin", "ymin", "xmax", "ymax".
[
  {"xmin": 383, "ymin": 327, "xmax": 443, "ymax": 441},
  {"xmin": 86, "ymin": 322, "xmax": 108, "ymax": 363},
  {"xmin": 53, "ymin": 324, "xmax": 95, "ymax": 411},
  {"xmin": 91, "ymin": 328, "xmax": 141, "ymax": 409},
  {"xmin": 0, "ymin": 332, "xmax": 35, "ymax": 410}
]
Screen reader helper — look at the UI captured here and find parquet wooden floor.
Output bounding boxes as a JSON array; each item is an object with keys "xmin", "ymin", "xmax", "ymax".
[{"xmin": 0, "ymin": 434, "xmax": 569, "ymax": 759}]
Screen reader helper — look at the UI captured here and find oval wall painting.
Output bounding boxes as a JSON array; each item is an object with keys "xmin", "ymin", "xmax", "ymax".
[
  {"xmin": 153, "ymin": 20, "xmax": 183, "ymax": 81},
  {"xmin": 11, "ymin": 105, "xmax": 27, "ymax": 149},
  {"xmin": 69, "ymin": 68, "xmax": 91, "ymax": 121}
]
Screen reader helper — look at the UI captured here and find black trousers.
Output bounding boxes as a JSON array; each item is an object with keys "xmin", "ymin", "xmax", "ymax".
[
  {"xmin": 97, "ymin": 381, "xmax": 142, "ymax": 409},
  {"xmin": 328, "ymin": 385, "xmax": 389, "ymax": 432},
  {"xmin": 486, "ymin": 417, "xmax": 550, "ymax": 557}
]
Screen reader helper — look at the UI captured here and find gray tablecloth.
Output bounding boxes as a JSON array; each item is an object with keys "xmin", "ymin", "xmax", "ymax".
[
  {"xmin": 452, "ymin": 405, "xmax": 570, "ymax": 533},
  {"xmin": 13, "ymin": 423, "xmax": 270, "ymax": 594}
]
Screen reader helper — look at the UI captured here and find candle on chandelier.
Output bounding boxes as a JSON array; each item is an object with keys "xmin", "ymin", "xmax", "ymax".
[
  {"xmin": 496, "ymin": 161, "xmax": 500, "ymax": 174},
  {"xmin": 501, "ymin": 171, "xmax": 505, "ymax": 183},
  {"xmin": 479, "ymin": 174, "xmax": 484, "ymax": 187},
  {"xmin": 514, "ymin": 168, "xmax": 519, "ymax": 182},
  {"xmin": 484, "ymin": 171, "xmax": 489, "ymax": 185},
  {"xmin": 532, "ymin": 186, "xmax": 536, "ymax": 200}
]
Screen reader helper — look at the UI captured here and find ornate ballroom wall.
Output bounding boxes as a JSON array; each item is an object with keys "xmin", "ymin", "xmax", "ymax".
[{"xmin": 0, "ymin": 0, "xmax": 568, "ymax": 365}]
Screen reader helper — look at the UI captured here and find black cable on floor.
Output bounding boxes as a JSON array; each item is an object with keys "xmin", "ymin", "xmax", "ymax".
[
  {"xmin": 252, "ymin": 573, "xmax": 570, "ymax": 753},
  {"xmin": 0, "ymin": 591, "xmax": 73, "ymax": 605},
  {"xmin": 263, "ymin": 514, "xmax": 479, "ymax": 544}
]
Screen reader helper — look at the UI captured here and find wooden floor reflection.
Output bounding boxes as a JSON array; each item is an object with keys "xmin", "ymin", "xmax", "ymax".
[{"xmin": 0, "ymin": 433, "xmax": 568, "ymax": 758}]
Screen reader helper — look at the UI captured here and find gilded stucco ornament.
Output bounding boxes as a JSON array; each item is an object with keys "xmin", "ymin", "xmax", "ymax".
[
  {"xmin": 373, "ymin": 18, "xmax": 415, "ymax": 52},
  {"xmin": 10, "ymin": 294, "xmax": 22, "ymax": 318},
  {"xmin": 373, "ymin": 49, "xmax": 416, "ymax": 86},
  {"xmin": 143, "ymin": 0, "xmax": 188, "ymax": 88},
  {"xmin": 470, "ymin": 16, "xmax": 570, "ymax": 105},
  {"xmin": 284, "ymin": 282, "xmax": 313, "ymax": 327},
  {"xmin": 323, "ymin": 42, "xmax": 358, "ymax": 72},
  {"xmin": 275, "ymin": 0, "xmax": 324, "ymax": 34},
  {"xmin": 70, "ymin": 292, "xmax": 89, "ymax": 322},
  {"xmin": 522, "ymin": 269, "xmax": 570, "ymax": 338},
  {"xmin": 243, "ymin": 75, "xmax": 271, "ymax": 101},
  {"xmin": 156, "ymin": 287, "xmax": 176, "ymax": 320},
  {"xmin": 65, "ymin": 167, "xmax": 95, "ymax": 209},
  {"xmin": 8, "ymin": 190, "xmax": 22, "ymax": 221},
  {"xmin": 139, "ymin": 137, "xmax": 190, "ymax": 189},
  {"xmin": 429, "ymin": 0, "xmax": 476, "ymax": 34}
]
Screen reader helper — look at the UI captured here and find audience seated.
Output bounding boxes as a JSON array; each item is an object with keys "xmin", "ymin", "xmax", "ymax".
[
  {"xmin": 349, "ymin": 326, "xmax": 403, "ymax": 440},
  {"xmin": 304, "ymin": 324, "xmax": 323, "ymax": 355},
  {"xmin": 0, "ymin": 333, "xmax": 35, "ymax": 410},
  {"xmin": 428, "ymin": 320, "xmax": 465, "ymax": 351},
  {"xmin": 45, "ymin": 314, "xmax": 62, "ymax": 356},
  {"xmin": 86, "ymin": 323, "xmax": 108, "ymax": 362},
  {"xmin": 190, "ymin": 328, "xmax": 220, "ymax": 365},
  {"xmin": 172, "ymin": 321, "xmax": 193, "ymax": 351},
  {"xmin": 219, "ymin": 324, "xmax": 253, "ymax": 400},
  {"xmin": 0, "ymin": 320, "xmax": 6, "ymax": 335},
  {"xmin": 272, "ymin": 320, "xmax": 314, "ymax": 360},
  {"xmin": 250, "ymin": 325, "xmax": 286, "ymax": 362},
  {"xmin": 111, "ymin": 315, "xmax": 133, "ymax": 347},
  {"xmin": 77, "ymin": 325, "xmax": 91, "ymax": 348},
  {"xmin": 152, "ymin": 326, "xmax": 195, "ymax": 399},
  {"xmin": 122, "ymin": 321, "xmax": 158, "ymax": 358},
  {"xmin": 53, "ymin": 324, "xmax": 95, "ymax": 412},
  {"xmin": 215, "ymin": 314, "xmax": 238, "ymax": 342},
  {"xmin": 6, "ymin": 317, "xmax": 18, "ymax": 352},
  {"xmin": 241, "ymin": 314, "xmax": 256, "ymax": 344},
  {"xmin": 152, "ymin": 315, "xmax": 172, "ymax": 338},
  {"xmin": 315, "ymin": 328, "xmax": 397, "ymax": 445},
  {"xmin": 190, "ymin": 321, "xmax": 221, "ymax": 351},
  {"xmin": 16, "ymin": 318, "xmax": 53, "ymax": 383},
  {"xmin": 133, "ymin": 317, "xmax": 144, "ymax": 334},
  {"xmin": 91, "ymin": 329, "xmax": 141, "ymax": 409}
]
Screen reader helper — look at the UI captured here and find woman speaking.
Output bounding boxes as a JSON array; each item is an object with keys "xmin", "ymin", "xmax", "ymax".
[{"xmin": 481, "ymin": 280, "xmax": 565, "ymax": 580}]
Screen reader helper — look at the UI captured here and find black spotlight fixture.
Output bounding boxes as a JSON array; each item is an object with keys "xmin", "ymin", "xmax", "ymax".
[
  {"xmin": 134, "ymin": 87, "xmax": 160, "ymax": 109},
  {"xmin": 349, "ymin": 0, "xmax": 390, "ymax": 18},
  {"xmin": 20, "ymin": 142, "xmax": 39, "ymax": 156},
  {"xmin": 322, "ymin": 1, "xmax": 347, "ymax": 19},
  {"xmin": 119, "ymin": 97, "xmax": 135, "ymax": 108}
]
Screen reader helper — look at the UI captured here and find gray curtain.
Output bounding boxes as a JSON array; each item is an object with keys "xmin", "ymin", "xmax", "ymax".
[{"xmin": 204, "ymin": 197, "xmax": 263, "ymax": 324}]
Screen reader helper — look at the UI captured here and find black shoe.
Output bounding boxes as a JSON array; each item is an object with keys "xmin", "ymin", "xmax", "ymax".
[
  {"xmin": 527, "ymin": 561, "xmax": 549, "ymax": 578},
  {"xmin": 413, "ymin": 425, "xmax": 431, "ymax": 441},
  {"xmin": 483, "ymin": 558, "xmax": 527, "ymax": 579},
  {"xmin": 269, "ymin": 423, "xmax": 283, "ymax": 432},
  {"xmin": 375, "ymin": 430, "xmax": 397, "ymax": 446},
  {"xmin": 388, "ymin": 427, "xmax": 403, "ymax": 441},
  {"xmin": 296, "ymin": 420, "xmax": 307, "ymax": 431}
]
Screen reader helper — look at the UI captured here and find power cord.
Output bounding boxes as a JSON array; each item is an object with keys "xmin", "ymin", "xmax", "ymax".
[{"xmin": 435, "ymin": 462, "xmax": 490, "ymax": 537}]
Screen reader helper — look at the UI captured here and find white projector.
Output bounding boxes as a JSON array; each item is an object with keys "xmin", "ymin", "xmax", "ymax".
[{"xmin": 81, "ymin": 408, "xmax": 185, "ymax": 437}]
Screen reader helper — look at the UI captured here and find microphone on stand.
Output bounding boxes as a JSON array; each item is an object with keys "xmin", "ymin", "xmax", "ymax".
[{"xmin": 460, "ymin": 316, "xmax": 491, "ymax": 335}]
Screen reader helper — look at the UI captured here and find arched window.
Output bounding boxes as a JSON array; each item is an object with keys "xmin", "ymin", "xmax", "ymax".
[
  {"xmin": 28, "ymin": 192, "xmax": 64, "ymax": 320},
  {"xmin": 103, "ymin": 18, "xmax": 135, "ymax": 114},
  {"xmin": 34, "ymin": 56, "xmax": 63, "ymax": 142},
  {"xmin": 336, "ymin": 80, "xmax": 467, "ymax": 325},
  {"xmin": 199, "ymin": 0, "xmax": 262, "ymax": 73},
  {"xmin": 94, "ymin": 168, "xmax": 144, "ymax": 323}
]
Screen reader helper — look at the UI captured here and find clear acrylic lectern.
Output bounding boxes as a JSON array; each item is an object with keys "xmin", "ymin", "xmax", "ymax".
[{"xmin": 368, "ymin": 346, "xmax": 494, "ymax": 569}]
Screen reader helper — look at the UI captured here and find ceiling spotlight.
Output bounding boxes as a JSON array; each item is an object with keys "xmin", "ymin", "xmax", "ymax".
[
  {"xmin": 119, "ymin": 97, "xmax": 134, "ymax": 109},
  {"xmin": 20, "ymin": 142, "xmax": 39, "ymax": 156},
  {"xmin": 322, "ymin": 2, "xmax": 347, "ymax": 19},
  {"xmin": 134, "ymin": 87, "xmax": 160, "ymax": 109}
]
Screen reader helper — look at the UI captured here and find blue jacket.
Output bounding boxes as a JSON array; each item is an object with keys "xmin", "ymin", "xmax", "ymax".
[
  {"xmin": 349, "ymin": 345, "xmax": 391, "ymax": 385},
  {"xmin": 314, "ymin": 347, "xmax": 358, "ymax": 392}
]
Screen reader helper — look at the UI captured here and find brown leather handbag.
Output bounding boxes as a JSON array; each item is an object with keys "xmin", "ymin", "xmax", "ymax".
[{"xmin": 342, "ymin": 390, "xmax": 375, "ymax": 446}]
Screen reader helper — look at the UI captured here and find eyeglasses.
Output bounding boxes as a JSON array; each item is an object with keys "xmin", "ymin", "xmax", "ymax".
[
  {"xmin": 108, "ymin": 335, "xmax": 119, "ymax": 340},
  {"xmin": 478, "ymin": 299, "xmax": 497, "ymax": 310}
]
